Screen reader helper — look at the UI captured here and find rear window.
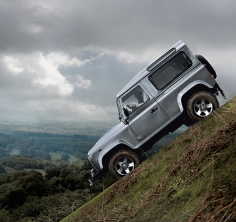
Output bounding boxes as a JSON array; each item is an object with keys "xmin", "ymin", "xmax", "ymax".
[{"xmin": 149, "ymin": 52, "xmax": 192, "ymax": 90}]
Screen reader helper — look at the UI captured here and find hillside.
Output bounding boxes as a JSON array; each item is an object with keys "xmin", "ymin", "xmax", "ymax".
[{"xmin": 61, "ymin": 96, "xmax": 236, "ymax": 222}]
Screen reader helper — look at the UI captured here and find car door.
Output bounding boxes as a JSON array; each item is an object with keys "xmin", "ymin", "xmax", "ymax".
[{"xmin": 121, "ymin": 84, "xmax": 170, "ymax": 142}]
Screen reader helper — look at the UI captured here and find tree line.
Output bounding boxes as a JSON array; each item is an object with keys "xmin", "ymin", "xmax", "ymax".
[
  {"xmin": 0, "ymin": 131, "xmax": 101, "ymax": 161},
  {"xmin": 0, "ymin": 156, "xmax": 114, "ymax": 222}
]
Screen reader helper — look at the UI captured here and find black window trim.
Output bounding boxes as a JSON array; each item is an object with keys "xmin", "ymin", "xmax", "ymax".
[
  {"xmin": 121, "ymin": 84, "xmax": 150, "ymax": 117},
  {"xmin": 148, "ymin": 51, "xmax": 192, "ymax": 91},
  {"xmin": 147, "ymin": 48, "xmax": 176, "ymax": 72}
]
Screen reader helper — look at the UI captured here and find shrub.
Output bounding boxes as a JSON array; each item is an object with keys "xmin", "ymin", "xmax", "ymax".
[{"xmin": 0, "ymin": 188, "xmax": 26, "ymax": 209}]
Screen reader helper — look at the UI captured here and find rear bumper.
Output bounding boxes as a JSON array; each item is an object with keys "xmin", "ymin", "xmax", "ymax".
[
  {"xmin": 217, "ymin": 84, "xmax": 226, "ymax": 99},
  {"xmin": 214, "ymin": 83, "xmax": 226, "ymax": 99}
]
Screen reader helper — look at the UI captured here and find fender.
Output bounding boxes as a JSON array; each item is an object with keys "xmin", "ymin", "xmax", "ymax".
[
  {"xmin": 177, "ymin": 80, "xmax": 214, "ymax": 112},
  {"xmin": 98, "ymin": 140, "xmax": 134, "ymax": 169}
]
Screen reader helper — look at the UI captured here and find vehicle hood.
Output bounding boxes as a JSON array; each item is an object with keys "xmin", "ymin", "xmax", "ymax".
[{"xmin": 88, "ymin": 122, "xmax": 124, "ymax": 155}]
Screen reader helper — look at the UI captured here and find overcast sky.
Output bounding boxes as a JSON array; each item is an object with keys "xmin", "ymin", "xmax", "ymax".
[{"xmin": 0, "ymin": 0, "xmax": 235, "ymax": 123}]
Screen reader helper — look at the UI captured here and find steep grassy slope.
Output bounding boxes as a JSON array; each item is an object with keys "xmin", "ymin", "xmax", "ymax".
[{"xmin": 61, "ymin": 96, "xmax": 236, "ymax": 222}]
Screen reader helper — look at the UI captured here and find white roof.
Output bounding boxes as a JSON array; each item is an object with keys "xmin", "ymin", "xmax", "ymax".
[{"xmin": 116, "ymin": 40, "xmax": 186, "ymax": 98}]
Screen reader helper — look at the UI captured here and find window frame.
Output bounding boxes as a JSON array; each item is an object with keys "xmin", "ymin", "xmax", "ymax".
[
  {"xmin": 121, "ymin": 85, "xmax": 150, "ymax": 117},
  {"xmin": 148, "ymin": 51, "xmax": 192, "ymax": 90}
]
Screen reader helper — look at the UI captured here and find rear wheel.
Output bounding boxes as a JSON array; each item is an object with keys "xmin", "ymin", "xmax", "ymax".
[
  {"xmin": 109, "ymin": 150, "xmax": 140, "ymax": 180},
  {"xmin": 187, "ymin": 91, "xmax": 219, "ymax": 121}
]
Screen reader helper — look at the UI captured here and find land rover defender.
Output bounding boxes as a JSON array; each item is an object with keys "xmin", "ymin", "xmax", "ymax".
[{"xmin": 88, "ymin": 40, "xmax": 225, "ymax": 185}]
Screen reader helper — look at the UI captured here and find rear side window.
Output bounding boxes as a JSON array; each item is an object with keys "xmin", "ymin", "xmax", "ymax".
[{"xmin": 149, "ymin": 52, "xmax": 192, "ymax": 90}]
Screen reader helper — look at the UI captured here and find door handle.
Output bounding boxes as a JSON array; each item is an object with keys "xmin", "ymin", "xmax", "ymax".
[{"xmin": 151, "ymin": 107, "xmax": 158, "ymax": 113}]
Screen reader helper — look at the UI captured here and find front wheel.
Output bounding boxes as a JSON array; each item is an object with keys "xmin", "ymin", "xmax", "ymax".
[
  {"xmin": 109, "ymin": 150, "xmax": 140, "ymax": 180},
  {"xmin": 187, "ymin": 91, "xmax": 219, "ymax": 122}
]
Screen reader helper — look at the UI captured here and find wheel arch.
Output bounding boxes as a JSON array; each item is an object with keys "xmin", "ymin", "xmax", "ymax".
[
  {"xmin": 178, "ymin": 82, "xmax": 216, "ymax": 112},
  {"xmin": 101, "ymin": 144, "xmax": 144, "ymax": 171},
  {"xmin": 186, "ymin": 91, "xmax": 219, "ymax": 121}
]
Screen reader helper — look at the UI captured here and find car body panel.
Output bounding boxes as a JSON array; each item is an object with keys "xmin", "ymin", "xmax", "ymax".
[{"xmin": 88, "ymin": 40, "xmax": 224, "ymax": 183}]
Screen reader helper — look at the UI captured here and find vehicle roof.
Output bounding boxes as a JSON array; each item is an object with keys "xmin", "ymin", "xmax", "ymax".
[{"xmin": 116, "ymin": 40, "xmax": 186, "ymax": 98}]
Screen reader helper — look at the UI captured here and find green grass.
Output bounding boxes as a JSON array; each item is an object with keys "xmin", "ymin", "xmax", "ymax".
[{"xmin": 61, "ymin": 96, "xmax": 236, "ymax": 222}]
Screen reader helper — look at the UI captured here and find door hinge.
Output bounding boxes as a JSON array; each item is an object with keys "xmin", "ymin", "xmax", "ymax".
[{"xmin": 137, "ymin": 135, "xmax": 142, "ymax": 141}]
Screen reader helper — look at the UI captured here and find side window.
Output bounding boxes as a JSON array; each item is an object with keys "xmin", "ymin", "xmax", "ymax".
[
  {"xmin": 122, "ymin": 86, "xmax": 149, "ymax": 115},
  {"xmin": 149, "ymin": 52, "xmax": 192, "ymax": 90}
]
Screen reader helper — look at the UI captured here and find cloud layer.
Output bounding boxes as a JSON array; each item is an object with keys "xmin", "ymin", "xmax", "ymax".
[{"xmin": 0, "ymin": 0, "xmax": 236, "ymax": 122}]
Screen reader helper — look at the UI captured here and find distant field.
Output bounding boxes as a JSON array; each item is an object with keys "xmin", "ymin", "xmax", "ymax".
[
  {"xmin": 49, "ymin": 151, "xmax": 78, "ymax": 163},
  {"xmin": 24, "ymin": 168, "xmax": 46, "ymax": 176},
  {"xmin": 0, "ymin": 121, "xmax": 115, "ymax": 136},
  {"xmin": 10, "ymin": 149, "xmax": 20, "ymax": 155},
  {"xmin": 9, "ymin": 148, "xmax": 79, "ymax": 164}
]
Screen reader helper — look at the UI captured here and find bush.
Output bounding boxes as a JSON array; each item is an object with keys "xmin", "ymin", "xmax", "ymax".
[
  {"xmin": 0, "ymin": 165, "xmax": 6, "ymax": 175},
  {"xmin": 0, "ymin": 188, "xmax": 26, "ymax": 209},
  {"xmin": 17, "ymin": 171, "xmax": 49, "ymax": 197},
  {"xmin": 0, "ymin": 211, "xmax": 9, "ymax": 222},
  {"xmin": 0, "ymin": 167, "xmax": 106, "ymax": 221}
]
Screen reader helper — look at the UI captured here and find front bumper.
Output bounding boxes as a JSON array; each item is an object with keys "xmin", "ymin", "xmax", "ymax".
[
  {"xmin": 89, "ymin": 169, "xmax": 98, "ymax": 186},
  {"xmin": 89, "ymin": 168, "xmax": 104, "ymax": 186}
]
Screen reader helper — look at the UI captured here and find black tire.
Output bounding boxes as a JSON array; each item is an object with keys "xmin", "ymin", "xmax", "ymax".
[
  {"xmin": 195, "ymin": 54, "xmax": 217, "ymax": 79},
  {"xmin": 109, "ymin": 150, "xmax": 140, "ymax": 180},
  {"xmin": 187, "ymin": 91, "xmax": 219, "ymax": 121},
  {"xmin": 183, "ymin": 116, "xmax": 196, "ymax": 127}
]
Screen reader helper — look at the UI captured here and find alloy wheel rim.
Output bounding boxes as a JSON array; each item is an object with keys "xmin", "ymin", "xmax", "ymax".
[
  {"xmin": 193, "ymin": 98, "xmax": 213, "ymax": 117},
  {"xmin": 115, "ymin": 156, "xmax": 135, "ymax": 176}
]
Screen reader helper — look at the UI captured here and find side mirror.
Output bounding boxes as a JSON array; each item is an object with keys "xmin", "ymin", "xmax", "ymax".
[
  {"xmin": 123, "ymin": 108, "xmax": 129, "ymax": 117},
  {"xmin": 121, "ymin": 118, "xmax": 128, "ymax": 125},
  {"xmin": 118, "ymin": 109, "xmax": 129, "ymax": 125},
  {"xmin": 120, "ymin": 108, "xmax": 129, "ymax": 125}
]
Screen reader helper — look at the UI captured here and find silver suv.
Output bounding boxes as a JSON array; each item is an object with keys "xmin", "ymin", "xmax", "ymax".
[{"xmin": 88, "ymin": 40, "xmax": 225, "ymax": 184}]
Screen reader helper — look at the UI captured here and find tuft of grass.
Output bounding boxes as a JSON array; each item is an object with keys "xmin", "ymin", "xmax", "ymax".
[{"xmin": 61, "ymin": 96, "xmax": 236, "ymax": 222}]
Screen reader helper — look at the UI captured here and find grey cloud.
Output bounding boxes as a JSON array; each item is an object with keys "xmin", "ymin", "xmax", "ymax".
[
  {"xmin": 1, "ymin": 0, "xmax": 236, "ymax": 53},
  {"xmin": 0, "ymin": 0, "xmax": 236, "ymax": 122}
]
